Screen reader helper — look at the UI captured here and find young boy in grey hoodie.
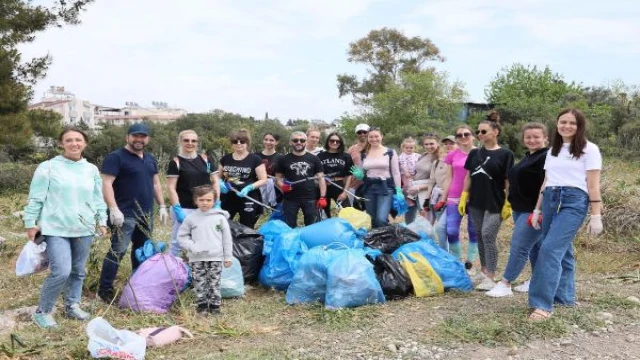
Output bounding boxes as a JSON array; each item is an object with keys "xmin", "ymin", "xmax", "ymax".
[{"xmin": 178, "ymin": 185, "xmax": 232, "ymax": 314}]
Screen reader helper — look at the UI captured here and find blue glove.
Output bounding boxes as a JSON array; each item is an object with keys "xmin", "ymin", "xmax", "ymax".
[
  {"xmin": 218, "ymin": 179, "xmax": 229, "ymax": 194},
  {"xmin": 239, "ymin": 184, "xmax": 255, "ymax": 197},
  {"xmin": 172, "ymin": 204, "xmax": 186, "ymax": 223},
  {"xmin": 350, "ymin": 166, "xmax": 364, "ymax": 180},
  {"xmin": 214, "ymin": 200, "xmax": 222, "ymax": 210},
  {"xmin": 395, "ymin": 186, "xmax": 405, "ymax": 200}
]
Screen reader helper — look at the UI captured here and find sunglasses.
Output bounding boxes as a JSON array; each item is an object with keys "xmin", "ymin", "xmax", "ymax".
[
  {"xmin": 231, "ymin": 139, "xmax": 246, "ymax": 145},
  {"xmin": 182, "ymin": 139, "xmax": 198, "ymax": 143},
  {"xmin": 356, "ymin": 131, "xmax": 368, "ymax": 135},
  {"xmin": 291, "ymin": 139, "xmax": 306, "ymax": 144},
  {"xmin": 329, "ymin": 139, "xmax": 341, "ymax": 144},
  {"xmin": 455, "ymin": 132, "xmax": 472, "ymax": 138},
  {"xmin": 476, "ymin": 129, "xmax": 489, "ymax": 135}
]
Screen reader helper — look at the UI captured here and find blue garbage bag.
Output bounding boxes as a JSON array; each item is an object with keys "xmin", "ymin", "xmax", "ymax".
[
  {"xmin": 363, "ymin": 247, "xmax": 382, "ymax": 260},
  {"xmin": 392, "ymin": 194, "xmax": 409, "ymax": 216},
  {"xmin": 135, "ymin": 240, "xmax": 167, "ymax": 264},
  {"xmin": 285, "ymin": 246, "xmax": 336, "ymax": 305},
  {"xmin": 269, "ymin": 203, "xmax": 285, "ymax": 221},
  {"xmin": 299, "ymin": 218, "xmax": 361, "ymax": 249},
  {"xmin": 259, "ymin": 228, "xmax": 308, "ymax": 290},
  {"xmin": 325, "ymin": 249, "xmax": 385, "ymax": 309},
  {"xmin": 221, "ymin": 257, "xmax": 245, "ymax": 298},
  {"xmin": 258, "ymin": 220, "xmax": 291, "ymax": 256},
  {"xmin": 392, "ymin": 238, "xmax": 473, "ymax": 292}
]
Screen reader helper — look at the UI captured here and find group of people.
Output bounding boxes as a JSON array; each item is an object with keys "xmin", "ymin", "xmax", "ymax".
[{"xmin": 23, "ymin": 107, "xmax": 603, "ymax": 329}]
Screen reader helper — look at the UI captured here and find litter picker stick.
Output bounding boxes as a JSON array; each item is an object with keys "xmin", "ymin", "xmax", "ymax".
[
  {"xmin": 267, "ymin": 175, "xmax": 317, "ymax": 185},
  {"xmin": 323, "ymin": 177, "xmax": 369, "ymax": 202},
  {"xmin": 225, "ymin": 182, "xmax": 280, "ymax": 212}
]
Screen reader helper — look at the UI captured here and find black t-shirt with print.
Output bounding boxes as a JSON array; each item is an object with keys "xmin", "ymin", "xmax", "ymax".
[
  {"xmin": 256, "ymin": 152, "xmax": 285, "ymax": 177},
  {"xmin": 276, "ymin": 152, "xmax": 324, "ymax": 201},
  {"xmin": 508, "ymin": 148, "xmax": 548, "ymax": 213},
  {"xmin": 220, "ymin": 153, "xmax": 263, "ymax": 191},
  {"xmin": 317, "ymin": 151, "xmax": 354, "ymax": 179},
  {"xmin": 464, "ymin": 147, "xmax": 515, "ymax": 213},
  {"xmin": 167, "ymin": 155, "xmax": 217, "ymax": 209}
]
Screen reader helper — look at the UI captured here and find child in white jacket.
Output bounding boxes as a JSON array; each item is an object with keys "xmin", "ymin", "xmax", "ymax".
[{"xmin": 178, "ymin": 185, "xmax": 232, "ymax": 315}]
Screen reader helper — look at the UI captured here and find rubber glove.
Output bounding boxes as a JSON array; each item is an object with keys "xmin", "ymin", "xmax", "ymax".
[
  {"xmin": 434, "ymin": 201, "xmax": 446, "ymax": 211},
  {"xmin": 395, "ymin": 186, "xmax": 405, "ymax": 201},
  {"xmin": 158, "ymin": 205, "xmax": 169, "ymax": 225},
  {"xmin": 239, "ymin": 184, "xmax": 254, "ymax": 197},
  {"xmin": 527, "ymin": 209, "xmax": 542, "ymax": 230},
  {"xmin": 501, "ymin": 200, "xmax": 512, "ymax": 221},
  {"xmin": 214, "ymin": 200, "xmax": 222, "ymax": 210},
  {"xmin": 280, "ymin": 181, "xmax": 293, "ymax": 193},
  {"xmin": 218, "ymin": 179, "xmax": 229, "ymax": 194},
  {"xmin": 350, "ymin": 166, "xmax": 364, "ymax": 181},
  {"xmin": 172, "ymin": 204, "xmax": 186, "ymax": 223},
  {"xmin": 458, "ymin": 191, "xmax": 469, "ymax": 216},
  {"xmin": 108, "ymin": 207, "xmax": 125, "ymax": 227},
  {"xmin": 587, "ymin": 214, "xmax": 603, "ymax": 235},
  {"xmin": 317, "ymin": 197, "xmax": 328, "ymax": 208}
]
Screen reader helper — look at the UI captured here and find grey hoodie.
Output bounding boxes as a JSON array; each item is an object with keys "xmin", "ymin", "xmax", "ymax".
[{"xmin": 177, "ymin": 208, "xmax": 233, "ymax": 263}]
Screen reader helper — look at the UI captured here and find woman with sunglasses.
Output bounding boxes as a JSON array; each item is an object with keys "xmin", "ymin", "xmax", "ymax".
[
  {"xmin": 317, "ymin": 132, "xmax": 354, "ymax": 218},
  {"xmin": 351, "ymin": 128, "xmax": 402, "ymax": 228},
  {"xmin": 256, "ymin": 132, "xmax": 285, "ymax": 207},
  {"xmin": 527, "ymin": 109, "xmax": 602, "ymax": 321},
  {"xmin": 440, "ymin": 125, "xmax": 479, "ymax": 264},
  {"xmin": 219, "ymin": 129, "xmax": 267, "ymax": 228},
  {"xmin": 167, "ymin": 130, "xmax": 221, "ymax": 256},
  {"xmin": 405, "ymin": 134, "xmax": 441, "ymax": 224},
  {"xmin": 459, "ymin": 112, "xmax": 515, "ymax": 291}
]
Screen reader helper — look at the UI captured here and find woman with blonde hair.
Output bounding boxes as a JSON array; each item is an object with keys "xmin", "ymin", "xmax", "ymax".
[
  {"xmin": 167, "ymin": 130, "xmax": 220, "ymax": 256},
  {"xmin": 404, "ymin": 133, "xmax": 441, "ymax": 224}
]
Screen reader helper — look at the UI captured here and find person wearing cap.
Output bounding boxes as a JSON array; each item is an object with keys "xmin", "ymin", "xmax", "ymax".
[
  {"xmin": 441, "ymin": 135, "xmax": 458, "ymax": 153},
  {"xmin": 97, "ymin": 123, "xmax": 168, "ymax": 303},
  {"xmin": 430, "ymin": 134, "xmax": 459, "ymax": 249},
  {"xmin": 347, "ymin": 123, "xmax": 370, "ymax": 209}
]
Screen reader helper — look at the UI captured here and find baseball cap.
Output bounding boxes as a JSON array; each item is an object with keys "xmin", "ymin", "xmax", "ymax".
[
  {"xmin": 355, "ymin": 124, "xmax": 370, "ymax": 133},
  {"xmin": 128, "ymin": 123, "xmax": 150, "ymax": 136},
  {"xmin": 441, "ymin": 135, "xmax": 456, "ymax": 144}
]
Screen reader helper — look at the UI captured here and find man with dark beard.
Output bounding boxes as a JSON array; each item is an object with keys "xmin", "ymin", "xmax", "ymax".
[
  {"xmin": 275, "ymin": 131, "xmax": 327, "ymax": 227},
  {"xmin": 97, "ymin": 123, "xmax": 168, "ymax": 302}
]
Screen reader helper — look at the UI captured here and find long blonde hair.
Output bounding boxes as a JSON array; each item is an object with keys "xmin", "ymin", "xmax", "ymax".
[{"xmin": 177, "ymin": 129, "xmax": 198, "ymax": 156}]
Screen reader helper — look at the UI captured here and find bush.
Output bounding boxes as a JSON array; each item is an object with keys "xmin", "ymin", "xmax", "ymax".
[{"xmin": 0, "ymin": 163, "xmax": 37, "ymax": 194}]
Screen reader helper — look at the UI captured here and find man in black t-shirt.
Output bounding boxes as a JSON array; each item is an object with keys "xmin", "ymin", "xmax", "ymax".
[{"xmin": 275, "ymin": 131, "xmax": 327, "ymax": 227}]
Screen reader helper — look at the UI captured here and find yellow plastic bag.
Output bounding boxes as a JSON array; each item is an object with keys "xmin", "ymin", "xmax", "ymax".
[
  {"xmin": 338, "ymin": 207, "xmax": 372, "ymax": 231},
  {"xmin": 398, "ymin": 252, "xmax": 444, "ymax": 297}
]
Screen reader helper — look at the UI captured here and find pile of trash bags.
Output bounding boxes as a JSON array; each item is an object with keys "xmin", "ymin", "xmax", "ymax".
[{"xmin": 257, "ymin": 210, "xmax": 473, "ymax": 309}]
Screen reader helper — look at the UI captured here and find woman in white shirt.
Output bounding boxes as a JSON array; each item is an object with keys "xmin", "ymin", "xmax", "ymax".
[{"xmin": 527, "ymin": 108, "xmax": 603, "ymax": 321}]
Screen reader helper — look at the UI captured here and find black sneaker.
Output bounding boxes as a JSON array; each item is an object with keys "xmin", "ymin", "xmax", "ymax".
[
  {"xmin": 209, "ymin": 305, "xmax": 221, "ymax": 315},
  {"xmin": 465, "ymin": 261, "xmax": 473, "ymax": 270},
  {"xmin": 98, "ymin": 289, "xmax": 115, "ymax": 304},
  {"xmin": 196, "ymin": 304, "xmax": 209, "ymax": 316}
]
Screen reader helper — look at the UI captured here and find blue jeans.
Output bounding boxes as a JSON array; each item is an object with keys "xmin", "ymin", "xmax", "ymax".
[
  {"xmin": 502, "ymin": 211, "xmax": 543, "ymax": 282},
  {"xmin": 99, "ymin": 216, "xmax": 152, "ymax": 293},
  {"xmin": 170, "ymin": 207, "xmax": 196, "ymax": 257},
  {"xmin": 529, "ymin": 187, "xmax": 588, "ymax": 312},
  {"xmin": 38, "ymin": 235, "xmax": 93, "ymax": 313},
  {"xmin": 435, "ymin": 209, "xmax": 448, "ymax": 250},
  {"xmin": 363, "ymin": 179, "xmax": 393, "ymax": 228}
]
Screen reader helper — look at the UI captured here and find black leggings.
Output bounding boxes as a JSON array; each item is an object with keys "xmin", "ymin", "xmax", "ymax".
[
  {"xmin": 323, "ymin": 181, "xmax": 351, "ymax": 218},
  {"xmin": 221, "ymin": 192, "xmax": 263, "ymax": 228}
]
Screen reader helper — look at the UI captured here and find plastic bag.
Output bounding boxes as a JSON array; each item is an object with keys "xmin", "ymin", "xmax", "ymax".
[
  {"xmin": 371, "ymin": 254, "xmax": 412, "ymax": 300},
  {"xmin": 258, "ymin": 220, "xmax": 292, "ymax": 255},
  {"xmin": 229, "ymin": 221, "xmax": 265, "ymax": 282},
  {"xmin": 221, "ymin": 257, "xmax": 245, "ymax": 298},
  {"xmin": 325, "ymin": 249, "xmax": 385, "ymax": 309},
  {"xmin": 338, "ymin": 207, "xmax": 372, "ymax": 231},
  {"xmin": 259, "ymin": 228, "xmax": 307, "ymax": 290},
  {"xmin": 285, "ymin": 246, "xmax": 336, "ymax": 305},
  {"xmin": 15, "ymin": 241, "xmax": 49, "ymax": 277},
  {"xmin": 299, "ymin": 218, "xmax": 361, "ymax": 249},
  {"xmin": 392, "ymin": 194, "xmax": 409, "ymax": 215},
  {"xmin": 87, "ymin": 317, "xmax": 146, "ymax": 360},
  {"xmin": 363, "ymin": 246, "xmax": 382, "ymax": 260},
  {"xmin": 397, "ymin": 252, "xmax": 443, "ymax": 297},
  {"xmin": 134, "ymin": 239, "xmax": 167, "ymax": 264},
  {"xmin": 119, "ymin": 254, "xmax": 189, "ymax": 313},
  {"xmin": 393, "ymin": 239, "xmax": 473, "ymax": 292},
  {"xmin": 269, "ymin": 203, "xmax": 286, "ymax": 221},
  {"xmin": 363, "ymin": 225, "xmax": 420, "ymax": 254},
  {"xmin": 406, "ymin": 215, "xmax": 435, "ymax": 239}
]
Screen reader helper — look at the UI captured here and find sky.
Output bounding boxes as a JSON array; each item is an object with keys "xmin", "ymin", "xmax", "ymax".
[{"xmin": 21, "ymin": 0, "xmax": 640, "ymax": 122}]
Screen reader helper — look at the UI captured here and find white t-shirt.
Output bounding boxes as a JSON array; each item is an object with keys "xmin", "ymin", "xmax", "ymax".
[{"xmin": 544, "ymin": 141, "xmax": 602, "ymax": 193}]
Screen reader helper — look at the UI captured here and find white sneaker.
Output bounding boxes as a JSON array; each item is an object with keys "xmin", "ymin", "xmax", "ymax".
[
  {"xmin": 475, "ymin": 277, "xmax": 496, "ymax": 291},
  {"xmin": 514, "ymin": 280, "xmax": 530, "ymax": 293},
  {"xmin": 470, "ymin": 270, "xmax": 486, "ymax": 283},
  {"xmin": 486, "ymin": 281, "xmax": 513, "ymax": 297}
]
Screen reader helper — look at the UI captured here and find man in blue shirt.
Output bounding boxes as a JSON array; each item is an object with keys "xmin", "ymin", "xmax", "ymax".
[{"xmin": 98, "ymin": 123, "xmax": 168, "ymax": 303}]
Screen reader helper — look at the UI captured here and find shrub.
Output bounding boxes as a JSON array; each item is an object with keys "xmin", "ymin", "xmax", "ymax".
[{"xmin": 0, "ymin": 163, "xmax": 37, "ymax": 194}]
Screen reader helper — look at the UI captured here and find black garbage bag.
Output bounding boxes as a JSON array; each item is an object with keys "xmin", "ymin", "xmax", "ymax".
[
  {"xmin": 229, "ymin": 221, "xmax": 265, "ymax": 283},
  {"xmin": 363, "ymin": 225, "xmax": 420, "ymax": 254},
  {"xmin": 368, "ymin": 254, "xmax": 412, "ymax": 300}
]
